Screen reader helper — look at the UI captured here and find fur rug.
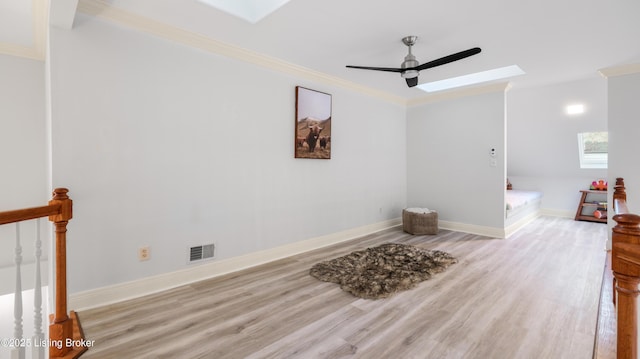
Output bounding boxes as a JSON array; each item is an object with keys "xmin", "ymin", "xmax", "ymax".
[{"xmin": 309, "ymin": 243, "xmax": 457, "ymax": 299}]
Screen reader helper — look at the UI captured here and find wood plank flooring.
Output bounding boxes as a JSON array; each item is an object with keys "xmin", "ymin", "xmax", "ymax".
[{"xmin": 78, "ymin": 216, "xmax": 609, "ymax": 358}]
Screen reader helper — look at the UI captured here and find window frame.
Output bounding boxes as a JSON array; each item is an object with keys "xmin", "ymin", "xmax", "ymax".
[{"xmin": 577, "ymin": 132, "xmax": 608, "ymax": 169}]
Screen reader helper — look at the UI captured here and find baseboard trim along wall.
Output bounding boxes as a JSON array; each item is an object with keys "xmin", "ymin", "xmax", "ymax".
[
  {"xmin": 438, "ymin": 220, "xmax": 506, "ymax": 239},
  {"xmin": 70, "ymin": 212, "xmax": 564, "ymax": 310},
  {"xmin": 540, "ymin": 208, "xmax": 574, "ymax": 219},
  {"xmin": 69, "ymin": 218, "xmax": 402, "ymax": 311},
  {"xmin": 504, "ymin": 211, "xmax": 540, "ymax": 238}
]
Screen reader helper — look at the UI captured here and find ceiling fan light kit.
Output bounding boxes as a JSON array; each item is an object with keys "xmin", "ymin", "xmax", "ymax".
[
  {"xmin": 346, "ymin": 35, "xmax": 481, "ymax": 88},
  {"xmin": 401, "ymin": 70, "xmax": 418, "ymax": 79}
]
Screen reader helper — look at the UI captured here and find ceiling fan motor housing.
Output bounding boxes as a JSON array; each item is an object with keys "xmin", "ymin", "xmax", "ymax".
[{"xmin": 401, "ymin": 54, "xmax": 419, "ymax": 79}]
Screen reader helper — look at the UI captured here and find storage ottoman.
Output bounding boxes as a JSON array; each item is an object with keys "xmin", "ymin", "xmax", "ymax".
[{"xmin": 402, "ymin": 208, "xmax": 438, "ymax": 235}]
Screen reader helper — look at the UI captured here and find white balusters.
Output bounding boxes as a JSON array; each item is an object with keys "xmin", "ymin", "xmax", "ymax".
[
  {"xmin": 6, "ymin": 220, "xmax": 45, "ymax": 359},
  {"xmin": 1, "ymin": 188, "xmax": 74, "ymax": 358},
  {"xmin": 32, "ymin": 220, "xmax": 44, "ymax": 359},
  {"xmin": 12, "ymin": 223, "xmax": 25, "ymax": 359}
]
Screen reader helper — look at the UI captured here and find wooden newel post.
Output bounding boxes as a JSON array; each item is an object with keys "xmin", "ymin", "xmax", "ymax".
[
  {"xmin": 48, "ymin": 188, "xmax": 73, "ymax": 357},
  {"xmin": 616, "ymin": 272, "xmax": 640, "ymax": 359},
  {"xmin": 612, "ymin": 210, "xmax": 640, "ymax": 359}
]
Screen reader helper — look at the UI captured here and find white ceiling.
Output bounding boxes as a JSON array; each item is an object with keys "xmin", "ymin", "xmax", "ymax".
[{"xmin": 4, "ymin": 0, "xmax": 640, "ymax": 100}]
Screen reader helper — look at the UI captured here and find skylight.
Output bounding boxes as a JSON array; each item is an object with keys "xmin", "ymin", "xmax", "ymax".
[
  {"xmin": 198, "ymin": 0, "xmax": 292, "ymax": 24},
  {"xmin": 417, "ymin": 65, "xmax": 525, "ymax": 93}
]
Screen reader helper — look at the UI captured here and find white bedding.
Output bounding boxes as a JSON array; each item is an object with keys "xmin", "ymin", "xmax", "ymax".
[
  {"xmin": 505, "ymin": 189, "xmax": 544, "ymax": 236},
  {"xmin": 506, "ymin": 189, "xmax": 543, "ymax": 211}
]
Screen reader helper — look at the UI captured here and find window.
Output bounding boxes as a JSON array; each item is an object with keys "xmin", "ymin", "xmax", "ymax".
[{"xmin": 577, "ymin": 132, "xmax": 608, "ymax": 169}]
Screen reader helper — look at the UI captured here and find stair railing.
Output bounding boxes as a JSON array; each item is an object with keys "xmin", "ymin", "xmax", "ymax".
[
  {"xmin": 612, "ymin": 178, "xmax": 640, "ymax": 359},
  {"xmin": 0, "ymin": 188, "xmax": 86, "ymax": 358}
]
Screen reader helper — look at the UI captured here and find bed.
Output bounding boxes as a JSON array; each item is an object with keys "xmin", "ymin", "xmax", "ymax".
[{"xmin": 505, "ymin": 189, "xmax": 543, "ymax": 230}]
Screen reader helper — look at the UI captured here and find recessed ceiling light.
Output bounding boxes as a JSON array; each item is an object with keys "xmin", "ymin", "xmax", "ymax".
[
  {"xmin": 417, "ymin": 65, "xmax": 525, "ymax": 93},
  {"xmin": 566, "ymin": 104, "xmax": 585, "ymax": 115},
  {"xmin": 198, "ymin": 0, "xmax": 291, "ymax": 24}
]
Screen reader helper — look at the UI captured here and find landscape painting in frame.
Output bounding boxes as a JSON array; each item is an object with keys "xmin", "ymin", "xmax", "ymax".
[{"xmin": 295, "ymin": 86, "xmax": 332, "ymax": 159}]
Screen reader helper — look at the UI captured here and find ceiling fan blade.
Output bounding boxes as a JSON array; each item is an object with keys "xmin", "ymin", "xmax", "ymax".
[
  {"xmin": 346, "ymin": 65, "xmax": 404, "ymax": 73},
  {"xmin": 415, "ymin": 47, "xmax": 482, "ymax": 71},
  {"xmin": 405, "ymin": 77, "xmax": 418, "ymax": 87}
]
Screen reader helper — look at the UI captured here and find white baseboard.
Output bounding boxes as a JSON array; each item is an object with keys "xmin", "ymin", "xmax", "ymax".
[
  {"xmin": 438, "ymin": 220, "xmax": 505, "ymax": 239},
  {"xmin": 503, "ymin": 208, "xmax": 575, "ymax": 237},
  {"xmin": 438, "ymin": 210, "xmax": 565, "ymax": 239},
  {"xmin": 504, "ymin": 211, "xmax": 540, "ymax": 238},
  {"xmin": 70, "ymin": 211, "xmax": 577, "ymax": 311},
  {"xmin": 540, "ymin": 208, "xmax": 574, "ymax": 218},
  {"xmin": 69, "ymin": 218, "xmax": 402, "ymax": 311}
]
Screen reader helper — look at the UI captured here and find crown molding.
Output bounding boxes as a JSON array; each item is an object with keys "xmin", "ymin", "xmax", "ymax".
[
  {"xmin": 0, "ymin": 0, "xmax": 48, "ymax": 61},
  {"xmin": 76, "ymin": 0, "xmax": 514, "ymax": 107},
  {"xmin": 599, "ymin": 63, "xmax": 640, "ymax": 78},
  {"xmin": 406, "ymin": 82, "xmax": 510, "ymax": 107},
  {"xmin": 32, "ymin": 0, "xmax": 48, "ymax": 60},
  {"xmin": 0, "ymin": 43, "xmax": 42, "ymax": 61},
  {"xmin": 77, "ymin": 0, "xmax": 514, "ymax": 107},
  {"xmin": 77, "ymin": 0, "xmax": 407, "ymax": 106}
]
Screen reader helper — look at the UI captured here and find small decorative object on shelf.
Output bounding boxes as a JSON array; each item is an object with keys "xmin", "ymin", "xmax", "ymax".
[
  {"xmin": 593, "ymin": 209, "xmax": 607, "ymax": 219},
  {"xmin": 506, "ymin": 178, "xmax": 512, "ymax": 190},
  {"xmin": 590, "ymin": 179, "xmax": 608, "ymax": 191}
]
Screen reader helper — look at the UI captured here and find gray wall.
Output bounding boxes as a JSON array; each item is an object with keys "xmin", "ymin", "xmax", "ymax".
[
  {"xmin": 0, "ymin": 54, "xmax": 48, "ymax": 210},
  {"xmin": 48, "ymin": 15, "xmax": 407, "ymax": 294},
  {"xmin": 507, "ymin": 77, "xmax": 608, "ymax": 214},
  {"xmin": 407, "ymin": 88, "xmax": 507, "ymax": 229},
  {"xmin": 0, "ymin": 54, "xmax": 49, "ymax": 294},
  {"xmin": 608, "ymin": 72, "xmax": 640, "ymax": 214}
]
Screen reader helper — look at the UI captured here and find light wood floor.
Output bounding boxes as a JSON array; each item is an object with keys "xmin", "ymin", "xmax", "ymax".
[{"xmin": 78, "ymin": 216, "xmax": 609, "ymax": 358}]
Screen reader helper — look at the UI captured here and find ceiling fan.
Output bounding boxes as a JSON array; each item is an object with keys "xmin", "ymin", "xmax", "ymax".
[{"xmin": 346, "ymin": 36, "xmax": 481, "ymax": 88}]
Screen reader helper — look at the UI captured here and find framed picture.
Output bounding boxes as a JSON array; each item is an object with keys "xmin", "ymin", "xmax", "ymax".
[{"xmin": 295, "ymin": 86, "xmax": 332, "ymax": 159}]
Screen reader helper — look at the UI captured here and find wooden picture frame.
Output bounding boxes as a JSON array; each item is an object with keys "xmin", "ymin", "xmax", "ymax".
[{"xmin": 295, "ymin": 86, "xmax": 332, "ymax": 159}]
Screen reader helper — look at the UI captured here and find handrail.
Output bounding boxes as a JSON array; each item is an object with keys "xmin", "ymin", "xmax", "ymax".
[
  {"xmin": 611, "ymin": 178, "xmax": 640, "ymax": 359},
  {"xmin": 0, "ymin": 204, "xmax": 61, "ymax": 225},
  {"xmin": 0, "ymin": 188, "xmax": 84, "ymax": 358}
]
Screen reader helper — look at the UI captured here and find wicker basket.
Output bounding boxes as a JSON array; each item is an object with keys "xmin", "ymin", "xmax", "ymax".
[{"xmin": 402, "ymin": 208, "xmax": 438, "ymax": 235}]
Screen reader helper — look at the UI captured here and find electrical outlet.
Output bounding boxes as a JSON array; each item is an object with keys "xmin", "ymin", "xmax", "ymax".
[{"xmin": 138, "ymin": 246, "xmax": 150, "ymax": 261}]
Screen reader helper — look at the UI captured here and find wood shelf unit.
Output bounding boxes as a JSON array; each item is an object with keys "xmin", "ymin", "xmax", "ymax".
[{"xmin": 575, "ymin": 190, "xmax": 607, "ymax": 223}]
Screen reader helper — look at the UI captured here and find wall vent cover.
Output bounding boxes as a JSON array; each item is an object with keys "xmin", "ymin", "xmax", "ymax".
[{"xmin": 189, "ymin": 244, "xmax": 215, "ymax": 262}]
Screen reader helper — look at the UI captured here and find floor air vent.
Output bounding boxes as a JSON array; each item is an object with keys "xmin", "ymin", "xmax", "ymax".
[{"xmin": 189, "ymin": 244, "xmax": 215, "ymax": 262}]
